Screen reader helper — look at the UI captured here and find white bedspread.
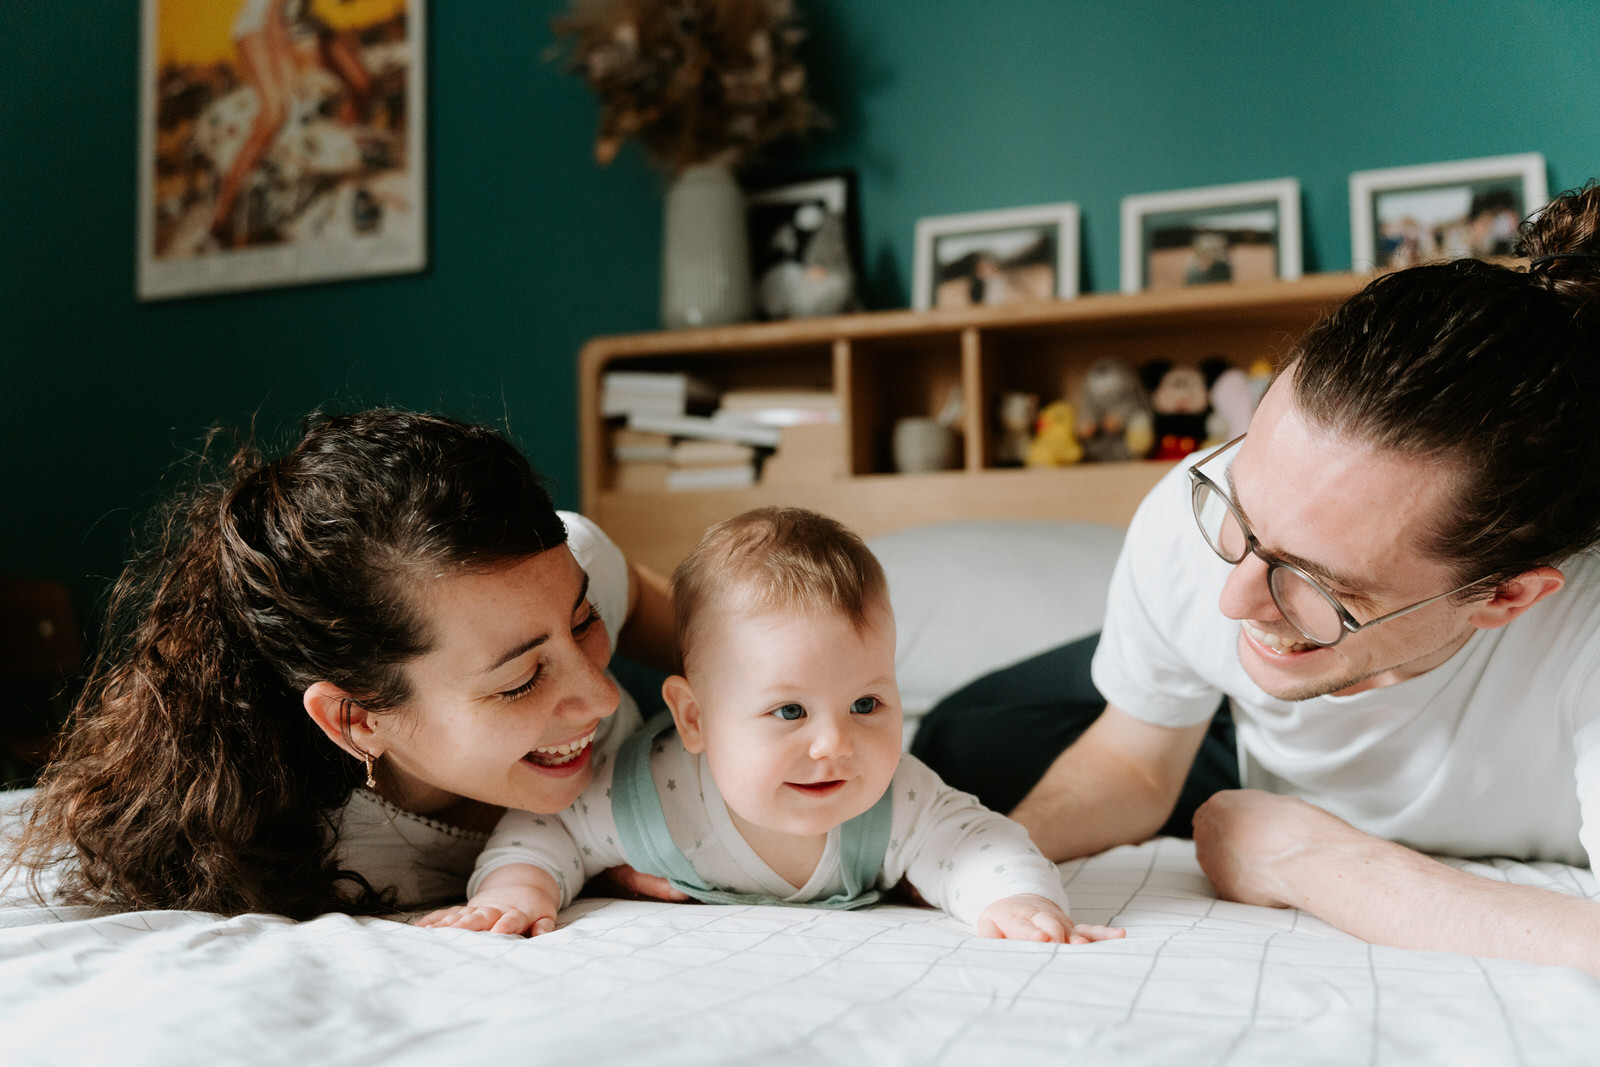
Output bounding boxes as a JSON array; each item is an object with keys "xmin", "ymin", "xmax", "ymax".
[{"xmin": 4, "ymin": 833, "xmax": 1598, "ymax": 1066}]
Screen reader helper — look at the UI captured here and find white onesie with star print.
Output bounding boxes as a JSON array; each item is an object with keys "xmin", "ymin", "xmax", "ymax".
[{"xmin": 473, "ymin": 739, "xmax": 1069, "ymax": 927}]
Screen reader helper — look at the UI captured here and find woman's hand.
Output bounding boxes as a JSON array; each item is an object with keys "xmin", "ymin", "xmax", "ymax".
[{"xmin": 587, "ymin": 864, "xmax": 691, "ymax": 902}]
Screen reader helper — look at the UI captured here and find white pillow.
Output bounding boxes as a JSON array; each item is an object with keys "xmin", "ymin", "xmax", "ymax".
[{"xmin": 866, "ymin": 521, "xmax": 1126, "ymax": 744}]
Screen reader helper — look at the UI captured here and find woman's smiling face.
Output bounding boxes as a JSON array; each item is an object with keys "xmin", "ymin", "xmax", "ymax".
[{"xmin": 371, "ymin": 546, "xmax": 621, "ymax": 816}]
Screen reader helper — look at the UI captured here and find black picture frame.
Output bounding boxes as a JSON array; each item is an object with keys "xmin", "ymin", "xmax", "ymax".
[{"xmin": 742, "ymin": 169, "xmax": 863, "ymax": 319}]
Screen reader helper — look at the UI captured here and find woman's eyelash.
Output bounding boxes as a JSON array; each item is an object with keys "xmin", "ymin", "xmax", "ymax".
[
  {"xmin": 498, "ymin": 671, "xmax": 541, "ymax": 702},
  {"xmin": 498, "ymin": 604, "xmax": 600, "ymax": 702}
]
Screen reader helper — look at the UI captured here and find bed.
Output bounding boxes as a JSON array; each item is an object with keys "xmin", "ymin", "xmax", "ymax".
[{"xmin": 4, "ymin": 521, "xmax": 1599, "ymax": 1064}]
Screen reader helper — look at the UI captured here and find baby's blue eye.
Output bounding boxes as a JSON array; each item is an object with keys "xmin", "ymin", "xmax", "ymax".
[
  {"xmin": 772, "ymin": 704, "xmax": 805, "ymax": 721},
  {"xmin": 851, "ymin": 696, "xmax": 880, "ymax": 715}
]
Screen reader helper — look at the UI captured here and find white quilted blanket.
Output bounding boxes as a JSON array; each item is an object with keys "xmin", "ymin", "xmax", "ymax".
[{"xmin": 4, "ymin": 832, "xmax": 1598, "ymax": 1066}]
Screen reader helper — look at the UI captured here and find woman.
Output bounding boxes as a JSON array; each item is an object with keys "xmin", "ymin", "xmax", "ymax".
[{"xmin": 5, "ymin": 409, "xmax": 675, "ymax": 919}]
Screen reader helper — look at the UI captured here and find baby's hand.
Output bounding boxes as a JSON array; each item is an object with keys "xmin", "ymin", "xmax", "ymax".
[
  {"xmin": 415, "ymin": 864, "xmax": 562, "ymax": 937},
  {"xmin": 415, "ymin": 900, "xmax": 553, "ymax": 937},
  {"xmin": 976, "ymin": 894, "xmax": 1127, "ymax": 944}
]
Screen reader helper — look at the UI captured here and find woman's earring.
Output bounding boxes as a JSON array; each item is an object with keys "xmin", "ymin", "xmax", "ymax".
[{"xmin": 363, "ymin": 752, "xmax": 377, "ymax": 790}]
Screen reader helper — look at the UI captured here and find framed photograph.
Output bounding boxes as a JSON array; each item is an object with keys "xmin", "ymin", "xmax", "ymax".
[
  {"xmin": 744, "ymin": 169, "xmax": 863, "ymax": 320},
  {"xmin": 137, "ymin": 0, "xmax": 427, "ymax": 301},
  {"xmin": 1348, "ymin": 153, "xmax": 1548, "ymax": 272},
  {"xmin": 1120, "ymin": 178, "xmax": 1301, "ymax": 294},
  {"xmin": 912, "ymin": 203, "xmax": 1080, "ymax": 311}
]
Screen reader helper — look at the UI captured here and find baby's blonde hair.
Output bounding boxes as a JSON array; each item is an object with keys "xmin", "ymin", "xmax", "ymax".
[{"xmin": 671, "ymin": 507, "xmax": 889, "ymax": 671}]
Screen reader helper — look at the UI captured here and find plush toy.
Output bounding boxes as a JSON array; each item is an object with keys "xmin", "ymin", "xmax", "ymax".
[
  {"xmin": 1024, "ymin": 401, "xmax": 1083, "ymax": 466},
  {"xmin": 1073, "ymin": 359, "xmax": 1153, "ymax": 462},
  {"xmin": 1207, "ymin": 364, "xmax": 1259, "ymax": 441},
  {"xmin": 1140, "ymin": 357, "xmax": 1231, "ymax": 460},
  {"xmin": 995, "ymin": 392, "xmax": 1040, "ymax": 467}
]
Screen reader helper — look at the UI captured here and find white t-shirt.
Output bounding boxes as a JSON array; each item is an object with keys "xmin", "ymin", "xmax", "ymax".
[
  {"xmin": 474, "ymin": 741, "xmax": 1070, "ymax": 927},
  {"xmin": 332, "ymin": 511, "xmax": 644, "ymax": 909},
  {"xmin": 1094, "ymin": 461, "xmax": 1600, "ymax": 867}
]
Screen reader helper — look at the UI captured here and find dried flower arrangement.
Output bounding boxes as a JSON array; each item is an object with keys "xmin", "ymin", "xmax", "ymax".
[{"xmin": 551, "ymin": 0, "xmax": 824, "ymax": 173}]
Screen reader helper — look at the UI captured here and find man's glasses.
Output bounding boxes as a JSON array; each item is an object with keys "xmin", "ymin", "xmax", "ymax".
[{"xmin": 1188, "ymin": 435, "xmax": 1487, "ymax": 647}]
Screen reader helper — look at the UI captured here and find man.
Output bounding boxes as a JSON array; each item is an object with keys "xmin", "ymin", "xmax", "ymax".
[{"xmin": 917, "ymin": 184, "xmax": 1600, "ymax": 972}]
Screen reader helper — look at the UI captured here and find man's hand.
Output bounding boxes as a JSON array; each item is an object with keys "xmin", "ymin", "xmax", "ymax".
[
  {"xmin": 1194, "ymin": 788, "xmax": 1600, "ymax": 975},
  {"xmin": 1191, "ymin": 788, "xmax": 1347, "ymax": 909}
]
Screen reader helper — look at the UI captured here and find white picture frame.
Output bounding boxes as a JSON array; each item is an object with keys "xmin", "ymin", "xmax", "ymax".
[
  {"xmin": 137, "ymin": 0, "xmax": 428, "ymax": 300},
  {"xmin": 1348, "ymin": 153, "xmax": 1548, "ymax": 273},
  {"xmin": 912, "ymin": 203, "xmax": 1080, "ymax": 311},
  {"xmin": 1119, "ymin": 178, "xmax": 1301, "ymax": 294}
]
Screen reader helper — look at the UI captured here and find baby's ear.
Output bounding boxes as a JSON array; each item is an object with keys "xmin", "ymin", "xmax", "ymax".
[{"xmin": 662, "ymin": 675, "xmax": 706, "ymax": 753}]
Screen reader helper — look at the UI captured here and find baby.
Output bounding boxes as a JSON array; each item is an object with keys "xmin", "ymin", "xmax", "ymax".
[{"xmin": 421, "ymin": 507, "xmax": 1122, "ymax": 944}]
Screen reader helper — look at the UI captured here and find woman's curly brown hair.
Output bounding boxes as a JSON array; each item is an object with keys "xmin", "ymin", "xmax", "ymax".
[{"xmin": 5, "ymin": 409, "xmax": 566, "ymax": 919}]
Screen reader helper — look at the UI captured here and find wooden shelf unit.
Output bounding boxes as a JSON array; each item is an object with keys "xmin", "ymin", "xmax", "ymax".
[{"xmin": 578, "ymin": 272, "xmax": 1366, "ymax": 576}]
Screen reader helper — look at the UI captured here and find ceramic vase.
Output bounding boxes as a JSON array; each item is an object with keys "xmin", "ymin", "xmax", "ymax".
[{"xmin": 660, "ymin": 163, "xmax": 753, "ymax": 329}]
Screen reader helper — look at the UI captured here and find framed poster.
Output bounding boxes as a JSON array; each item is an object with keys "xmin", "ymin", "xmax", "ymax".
[
  {"xmin": 137, "ymin": 0, "xmax": 427, "ymax": 300},
  {"xmin": 1348, "ymin": 153, "xmax": 1548, "ymax": 272},
  {"xmin": 1119, "ymin": 178, "xmax": 1301, "ymax": 294},
  {"xmin": 912, "ymin": 202, "xmax": 1080, "ymax": 311}
]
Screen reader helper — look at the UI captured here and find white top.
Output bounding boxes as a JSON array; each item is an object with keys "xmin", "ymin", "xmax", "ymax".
[
  {"xmin": 1094, "ymin": 460, "xmax": 1600, "ymax": 867},
  {"xmin": 475, "ymin": 742, "xmax": 1070, "ymax": 927},
  {"xmin": 331, "ymin": 512, "xmax": 643, "ymax": 909}
]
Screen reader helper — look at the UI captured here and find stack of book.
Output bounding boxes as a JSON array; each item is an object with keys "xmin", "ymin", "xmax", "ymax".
[
  {"xmin": 717, "ymin": 389, "xmax": 845, "ymax": 485},
  {"xmin": 601, "ymin": 370, "xmax": 717, "ymax": 419},
  {"xmin": 663, "ymin": 439, "xmax": 761, "ymax": 490},
  {"xmin": 604, "ymin": 376, "xmax": 845, "ymax": 492},
  {"xmin": 608, "ymin": 429, "xmax": 764, "ymax": 491},
  {"xmin": 715, "ymin": 388, "xmax": 841, "ymax": 428}
]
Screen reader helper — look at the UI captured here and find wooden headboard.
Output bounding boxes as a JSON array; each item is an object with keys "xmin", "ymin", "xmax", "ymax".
[{"xmin": 578, "ymin": 273, "xmax": 1363, "ymax": 576}]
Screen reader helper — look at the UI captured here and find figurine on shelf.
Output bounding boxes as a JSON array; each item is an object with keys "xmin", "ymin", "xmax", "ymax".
[
  {"xmin": 1074, "ymin": 359, "xmax": 1153, "ymax": 462},
  {"xmin": 1024, "ymin": 400, "xmax": 1083, "ymax": 467},
  {"xmin": 1207, "ymin": 360, "xmax": 1263, "ymax": 441},
  {"xmin": 995, "ymin": 392, "xmax": 1039, "ymax": 467},
  {"xmin": 1140, "ymin": 357, "xmax": 1231, "ymax": 461}
]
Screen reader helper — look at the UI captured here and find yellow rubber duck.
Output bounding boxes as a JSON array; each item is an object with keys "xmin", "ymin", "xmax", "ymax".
[{"xmin": 1024, "ymin": 401, "xmax": 1084, "ymax": 466}]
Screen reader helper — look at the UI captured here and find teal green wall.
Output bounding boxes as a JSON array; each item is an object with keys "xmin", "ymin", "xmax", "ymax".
[{"xmin": 3, "ymin": 1, "xmax": 1597, "ymax": 621}]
